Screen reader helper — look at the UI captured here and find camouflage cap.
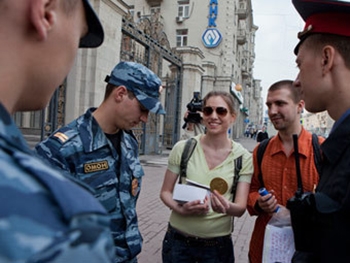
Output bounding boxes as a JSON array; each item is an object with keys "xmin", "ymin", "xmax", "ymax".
[
  {"xmin": 80, "ymin": 0, "xmax": 104, "ymax": 48},
  {"xmin": 105, "ymin": 61, "xmax": 166, "ymax": 115}
]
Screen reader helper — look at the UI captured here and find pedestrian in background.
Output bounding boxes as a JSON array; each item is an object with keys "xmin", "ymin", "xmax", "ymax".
[
  {"xmin": 256, "ymin": 125, "xmax": 269, "ymax": 142},
  {"xmin": 35, "ymin": 61, "xmax": 165, "ymax": 262},
  {"xmin": 292, "ymin": 0, "xmax": 350, "ymax": 261},
  {"xmin": 160, "ymin": 90, "xmax": 253, "ymax": 263},
  {"xmin": 0, "ymin": 0, "xmax": 116, "ymax": 262},
  {"xmin": 247, "ymin": 80, "xmax": 324, "ymax": 263}
]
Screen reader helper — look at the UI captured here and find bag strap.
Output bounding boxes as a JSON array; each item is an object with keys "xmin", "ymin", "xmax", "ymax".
[
  {"xmin": 231, "ymin": 155, "xmax": 243, "ymax": 202},
  {"xmin": 257, "ymin": 137, "xmax": 272, "ymax": 188},
  {"xmin": 179, "ymin": 138, "xmax": 197, "ymax": 184},
  {"xmin": 257, "ymin": 133, "xmax": 321, "ymax": 196},
  {"xmin": 293, "ymin": 134, "xmax": 304, "ymax": 198},
  {"xmin": 311, "ymin": 133, "xmax": 322, "ymax": 175}
]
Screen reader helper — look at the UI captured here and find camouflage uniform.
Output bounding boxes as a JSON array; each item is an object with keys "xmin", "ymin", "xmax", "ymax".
[
  {"xmin": 0, "ymin": 103, "xmax": 115, "ymax": 262},
  {"xmin": 35, "ymin": 107, "xmax": 145, "ymax": 263}
]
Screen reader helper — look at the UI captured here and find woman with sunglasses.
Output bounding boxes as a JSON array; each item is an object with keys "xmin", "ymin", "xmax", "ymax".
[{"xmin": 160, "ymin": 90, "xmax": 253, "ymax": 263}]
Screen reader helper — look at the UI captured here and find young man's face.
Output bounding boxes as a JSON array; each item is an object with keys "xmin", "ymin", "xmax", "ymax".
[
  {"xmin": 294, "ymin": 40, "xmax": 328, "ymax": 114},
  {"xmin": 115, "ymin": 90, "xmax": 149, "ymax": 130},
  {"xmin": 266, "ymin": 87, "xmax": 302, "ymax": 131}
]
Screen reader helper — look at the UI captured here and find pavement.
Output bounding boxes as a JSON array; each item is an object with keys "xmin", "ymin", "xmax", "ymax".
[{"xmin": 137, "ymin": 136, "xmax": 259, "ymax": 263}]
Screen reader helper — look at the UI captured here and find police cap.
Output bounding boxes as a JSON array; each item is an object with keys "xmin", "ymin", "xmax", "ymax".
[
  {"xmin": 80, "ymin": 0, "xmax": 104, "ymax": 48},
  {"xmin": 105, "ymin": 61, "xmax": 166, "ymax": 115},
  {"xmin": 293, "ymin": 0, "xmax": 350, "ymax": 54}
]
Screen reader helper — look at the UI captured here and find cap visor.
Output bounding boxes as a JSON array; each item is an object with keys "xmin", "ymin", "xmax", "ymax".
[
  {"xmin": 142, "ymin": 100, "xmax": 166, "ymax": 115},
  {"xmin": 80, "ymin": 0, "xmax": 104, "ymax": 48}
]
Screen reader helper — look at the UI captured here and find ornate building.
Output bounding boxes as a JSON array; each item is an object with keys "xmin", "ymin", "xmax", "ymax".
[
  {"xmin": 125, "ymin": 0, "xmax": 262, "ymax": 139},
  {"xmin": 302, "ymin": 111, "xmax": 334, "ymax": 138},
  {"xmin": 18, "ymin": 0, "xmax": 263, "ymax": 153}
]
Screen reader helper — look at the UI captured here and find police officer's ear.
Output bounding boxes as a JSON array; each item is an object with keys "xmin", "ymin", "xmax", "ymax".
[
  {"xmin": 112, "ymin": 85, "xmax": 128, "ymax": 103},
  {"xmin": 321, "ymin": 45, "xmax": 335, "ymax": 75},
  {"xmin": 30, "ymin": 0, "xmax": 57, "ymax": 42}
]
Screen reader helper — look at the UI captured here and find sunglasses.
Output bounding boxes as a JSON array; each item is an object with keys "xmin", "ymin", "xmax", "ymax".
[{"xmin": 202, "ymin": 106, "xmax": 228, "ymax": 117}]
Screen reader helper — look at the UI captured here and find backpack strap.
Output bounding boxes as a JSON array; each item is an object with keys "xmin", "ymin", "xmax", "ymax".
[
  {"xmin": 257, "ymin": 137, "xmax": 272, "ymax": 188},
  {"xmin": 311, "ymin": 133, "xmax": 322, "ymax": 175},
  {"xmin": 179, "ymin": 138, "xmax": 197, "ymax": 184},
  {"xmin": 256, "ymin": 134, "xmax": 321, "ymax": 188},
  {"xmin": 231, "ymin": 155, "xmax": 243, "ymax": 202}
]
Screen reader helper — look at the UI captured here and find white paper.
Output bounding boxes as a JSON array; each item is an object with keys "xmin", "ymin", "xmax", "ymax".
[
  {"xmin": 173, "ymin": 184, "xmax": 208, "ymax": 204},
  {"xmin": 262, "ymin": 225, "xmax": 295, "ymax": 263}
]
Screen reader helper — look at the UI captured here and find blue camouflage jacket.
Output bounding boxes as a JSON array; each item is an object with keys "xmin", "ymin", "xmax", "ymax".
[
  {"xmin": 35, "ymin": 108, "xmax": 145, "ymax": 263},
  {"xmin": 0, "ymin": 103, "xmax": 115, "ymax": 262}
]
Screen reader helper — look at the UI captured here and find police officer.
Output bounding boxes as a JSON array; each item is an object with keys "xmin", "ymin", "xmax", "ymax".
[
  {"xmin": 292, "ymin": 0, "xmax": 350, "ymax": 262},
  {"xmin": 36, "ymin": 61, "xmax": 166, "ymax": 263},
  {"xmin": 0, "ymin": 0, "xmax": 115, "ymax": 262}
]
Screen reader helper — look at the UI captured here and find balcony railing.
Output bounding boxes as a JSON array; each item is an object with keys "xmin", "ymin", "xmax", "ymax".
[
  {"xmin": 146, "ymin": 0, "xmax": 162, "ymax": 5},
  {"xmin": 237, "ymin": 30, "xmax": 247, "ymax": 45}
]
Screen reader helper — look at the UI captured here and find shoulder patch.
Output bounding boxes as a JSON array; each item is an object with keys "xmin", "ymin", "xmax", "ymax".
[{"xmin": 53, "ymin": 132, "xmax": 69, "ymax": 143}]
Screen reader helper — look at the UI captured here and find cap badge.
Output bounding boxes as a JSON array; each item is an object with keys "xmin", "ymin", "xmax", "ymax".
[{"xmin": 298, "ymin": 24, "xmax": 313, "ymax": 39}]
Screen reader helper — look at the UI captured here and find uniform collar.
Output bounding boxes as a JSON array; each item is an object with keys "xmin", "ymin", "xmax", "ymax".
[
  {"xmin": 0, "ymin": 103, "xmax": 31, "ymax": 153},
  {"xmin": 78, "ymin": 108, "xmax": 113, "ymax": 153},
  {"xmin": 322, "ymin": 114, "xmax": 350, "ymax": 164}
]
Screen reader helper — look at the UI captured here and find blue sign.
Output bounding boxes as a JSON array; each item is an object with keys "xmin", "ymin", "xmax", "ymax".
[
  {"xmin": 208, "ymin": 0, "xmax": 218, "ymax": 27},
  {"xmin": 202, "ymin": 28, "xmax": 222, "ymax": 48},
  {"xmin": 202, "ymin": 0, "xmax": 222, "ymax": 48}
]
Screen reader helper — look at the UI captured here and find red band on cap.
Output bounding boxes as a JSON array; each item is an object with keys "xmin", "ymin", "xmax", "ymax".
[{"xmin": 304, "ymin": 12, "xmax": 350, "ymax": 37}]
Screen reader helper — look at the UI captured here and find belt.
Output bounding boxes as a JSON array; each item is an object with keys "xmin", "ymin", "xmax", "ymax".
[{"xmin": 167, "ymin": 225, "xmax": 231, "ymax": 247}]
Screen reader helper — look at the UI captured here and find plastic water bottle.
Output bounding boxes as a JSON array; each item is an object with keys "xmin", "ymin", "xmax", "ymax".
[{"xmin": 259, "ymin": 187, "xmax": 280, "ymax": 213}]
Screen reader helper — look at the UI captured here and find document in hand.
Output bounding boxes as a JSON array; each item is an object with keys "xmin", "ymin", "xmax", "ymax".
[{"xmin": 173, "ymin": 183, "xmax": 209, "ymax": 204}]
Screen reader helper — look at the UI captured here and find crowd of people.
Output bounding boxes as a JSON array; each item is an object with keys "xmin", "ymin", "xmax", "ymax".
[{"xmin": 1, "ymin": 0, "xmax": 350, "ymax": 262}]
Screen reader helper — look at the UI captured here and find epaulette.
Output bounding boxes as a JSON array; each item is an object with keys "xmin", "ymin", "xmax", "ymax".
[
  {"xmin": 124, "ymin": 129, "xmax": 137, "ymax": 142},
  {"xmin": 51, "ymin": 126, "xmax": 78, "ymax": 145}
]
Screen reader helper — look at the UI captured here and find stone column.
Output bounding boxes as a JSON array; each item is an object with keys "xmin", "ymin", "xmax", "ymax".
[
  {"xmin": 201, "ymin": 61, "xmax": 216, "ymax": 97},
  {"xmin": 175, "ymin": 46, "xmax": 205, "ymax": 140}
]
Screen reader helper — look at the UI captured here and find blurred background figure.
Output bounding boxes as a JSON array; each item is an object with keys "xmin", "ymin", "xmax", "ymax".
[{"xmin": 256, "ymin": 125, "xmax": 269, "ymax": 142}]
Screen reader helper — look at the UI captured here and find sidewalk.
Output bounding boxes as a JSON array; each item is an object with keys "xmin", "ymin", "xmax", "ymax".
[{"xmin": 137, "ymin": 137, "xmax": 259, "ymax": 263}]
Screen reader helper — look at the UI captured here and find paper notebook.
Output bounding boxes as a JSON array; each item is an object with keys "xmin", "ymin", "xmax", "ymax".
[{"xmin": 173, "ymin": 181, "xmax": 209, "ymax": 204}]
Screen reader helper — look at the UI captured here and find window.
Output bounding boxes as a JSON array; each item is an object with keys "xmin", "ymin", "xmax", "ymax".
[
  {"xmin": 151, "ymin": 6, "xmax": 161, "ymax": 15},
  {"xmin": 176, "ymin": 29, "xmax": 188, "ymax": 47},
  {"xmin": 129, "ymin": 6, "xmax": 134, "ymax": 18},
  {"xmin": 178, "ymin": 1, "xmax": 190, "ymax": 18}
]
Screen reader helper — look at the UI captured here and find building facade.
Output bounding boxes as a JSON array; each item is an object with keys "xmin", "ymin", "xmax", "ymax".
[
  {"xmin": 302, "ymin": 111, "xmax": 334, "ymax": 138},
  {"xmin": 18, "ymin": 0, "xmax": 263, "ymax": 153},
  {"xmin": 127, "ymin": 0, "xmax": 262, "ymax": 140}
]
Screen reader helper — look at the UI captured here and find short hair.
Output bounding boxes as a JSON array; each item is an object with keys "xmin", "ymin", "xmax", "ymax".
[
  {"xmin": 304, "ymin": 34, "xmax": 350, "ymax": 69},
  {"xmin": 202, "ymin": 90, "xmax": 236, "ymax": 115},
  {"xmin": 268, "ymin": 80, "xmax": 301, "ymax": 103},
  {"xmin": 104, "ymin": 83, "xmax": 115, "ymax": 100},
  {"xmin": 104, "ymin": 83, "xmax": 135, "ymax": 101}
]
